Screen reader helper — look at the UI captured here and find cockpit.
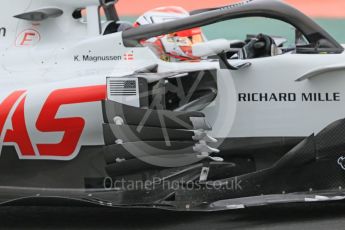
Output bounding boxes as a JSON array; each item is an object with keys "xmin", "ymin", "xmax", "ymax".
[
  {"xmin": 72, "ymin": 0, "xmax": 344, "ymax": 66},
  {"xmin": 122, "ymin": 0, "xmax": 344, "ymax": 63}
]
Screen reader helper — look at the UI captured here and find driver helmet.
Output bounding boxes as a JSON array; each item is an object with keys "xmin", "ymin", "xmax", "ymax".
[{"xmin": 134, "ymin": 6, "xmax": 206, "ymax": 62}]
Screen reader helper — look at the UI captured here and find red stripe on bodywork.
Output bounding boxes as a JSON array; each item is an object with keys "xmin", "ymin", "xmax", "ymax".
[
  {"xmin": 4, "ymin": 96, "xmax": 35, "ymax": 156},
  {"xmin": 36, "ymin": 85, "xmax": 106, "ymax": 157},
  {"xmin": 0, "ymin": 90, "xmax": 26, "ymax": 137}
]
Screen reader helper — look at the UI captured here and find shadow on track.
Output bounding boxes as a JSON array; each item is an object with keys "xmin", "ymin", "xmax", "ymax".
[{"xmin": 1, "ymin": 201, "xmax": 345, "ymax": 229}]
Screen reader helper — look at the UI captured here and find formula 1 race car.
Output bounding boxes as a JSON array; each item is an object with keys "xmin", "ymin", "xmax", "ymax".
[{"xmin": 0, "ymin": 0, "xmax": 345, "ymax": 211}]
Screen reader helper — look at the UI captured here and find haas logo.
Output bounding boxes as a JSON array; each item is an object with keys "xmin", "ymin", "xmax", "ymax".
[
  {"xmin": 337, "ymin": 156, "xmax": 345, "ymax": 170},
  {"xmin": 0, "ymin": 85, "xmax": 106, "ymax": 160}
]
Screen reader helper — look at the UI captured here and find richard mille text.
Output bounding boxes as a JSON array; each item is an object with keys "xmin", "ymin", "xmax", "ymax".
[{"xmin": 238, "ymin": 92, "xmax": 341, "ymax": 102}]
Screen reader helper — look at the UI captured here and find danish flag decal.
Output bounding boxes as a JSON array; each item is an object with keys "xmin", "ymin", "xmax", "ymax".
[{"xmin": 0, "ymin": 85, "xmax": 106, "ymax": 160}]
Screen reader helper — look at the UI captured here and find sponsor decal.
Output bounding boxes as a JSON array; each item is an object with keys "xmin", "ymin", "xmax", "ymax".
[
  {"xmin": 338, "ymin": 156, "xmax": 345, "ymax": 170},
  {"xmin": 123, "ymin": 52, "xmax": 134, "ymax": 61},
  {"xmin": 74, "ymin": 55, "xmax": 122, "ymax": 62},
  {"xmin": 15, "ymin": 29, "xmax": 40, "ymax": 46},
  {"xmin": 238, "ymin": 92, "xmax": 341, "ymax": 102},
  {"xmin": 0, "ymin": 85, "xmax": 106, "ymax": 160},
  {"xmin": 73, "ymin": 52, "xmax": 135, "ymax": 62}
]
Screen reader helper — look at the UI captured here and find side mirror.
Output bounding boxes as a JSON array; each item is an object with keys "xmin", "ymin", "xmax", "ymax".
[
  {"xmin": 192, "ymin": 39, "xmax": 233, "ymax": 57},
  {"xmin": 295, "ymin": 29, "xmax": 308, "ymax": 46},
  {"xmin": 192, "ymin": 39, "xmax": 250, "ymax": 70},
  {"xmin": 218, "ymin": 52, "xmax": 251, "ymax": 70}
]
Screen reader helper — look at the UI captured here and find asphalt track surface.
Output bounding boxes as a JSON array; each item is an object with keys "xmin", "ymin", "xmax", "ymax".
[{"xmin": 2, "ymin": 201, "xmax": 345, "ymax": 229}]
